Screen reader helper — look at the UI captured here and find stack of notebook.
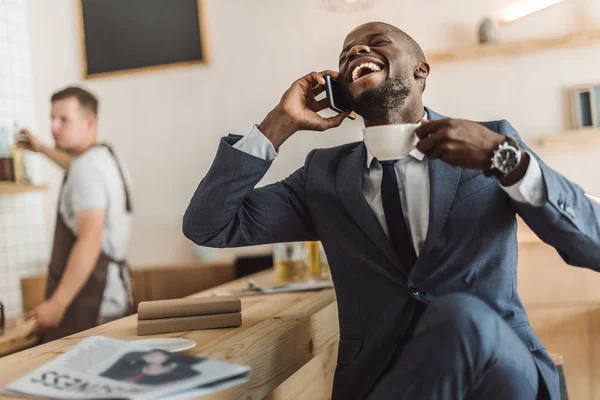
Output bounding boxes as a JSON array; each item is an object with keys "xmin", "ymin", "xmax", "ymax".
[{"xmin": 137, "ymin": 295, "xmax": 242, "ymax": 336}]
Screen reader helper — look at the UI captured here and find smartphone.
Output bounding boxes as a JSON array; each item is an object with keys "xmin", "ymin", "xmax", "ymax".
[{"xmin": 325, "ymin": 75, "xmax": 356, "ymax": 120}]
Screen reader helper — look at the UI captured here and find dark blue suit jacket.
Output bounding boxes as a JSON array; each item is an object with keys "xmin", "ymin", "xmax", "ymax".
[{"xmin": 183, "ymin": 108, "xmax": 600, "ymax": 399}]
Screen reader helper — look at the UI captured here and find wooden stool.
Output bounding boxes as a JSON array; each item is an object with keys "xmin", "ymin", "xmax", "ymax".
[{"xmin": 549, "ymin": 352, "xmax": 568, "ymax": 400}]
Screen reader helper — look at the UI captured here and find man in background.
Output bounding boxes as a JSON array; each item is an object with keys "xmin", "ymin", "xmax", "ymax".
[{"xmin": 19, "ymin": 87, "xmax": 133, "ymax": 341}]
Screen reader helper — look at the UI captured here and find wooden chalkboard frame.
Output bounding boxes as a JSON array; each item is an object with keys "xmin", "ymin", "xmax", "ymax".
[{"xmin": 76, "ymin": 0, "xmax": 210, "ymax": 79}]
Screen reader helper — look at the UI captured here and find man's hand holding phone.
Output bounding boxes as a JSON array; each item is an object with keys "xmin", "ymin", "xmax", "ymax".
[{"xmin": 258, "ymin": 70, "xmax": 349, "ymax": 150}]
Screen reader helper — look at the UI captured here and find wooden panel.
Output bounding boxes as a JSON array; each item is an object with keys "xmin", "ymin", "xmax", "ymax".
[
  {"xmin": 590, "ymin": 308, "xmax": 600, "ymax": 400},
  {"xmin": 20, "ymin": 274, "xmax": 46, "ymax": 314},
  {"xmin": 130, "ymin": 268, "xmax": 149, "ymax": 310},
  {"xmin": 201, "ymin": 295, "xmax": 339, "ymax": 399},
  {"xmin": 518, "ymin": 242, "xmax": 600, "ymax": 305},
  {"xmin": 526, "ymin": 304, "xmax": 600, "ymax": 400},
  {"xmin": 519, "ymin": 226, "xmax": 600, "ymax": 400},
  {"xmin": 21, "ymin": 261, "xmax": 236, "ymax": 313},
  {"xmin": 266, "ymin": 341, "xmax": 337, "ymax": 400},
  {"xmin": 12, "ymin": 261, "xmax": 236, "ymax": 356},
  {"xmin": 428, "ymin": 28, "xmax": 600, "ymax": 64},
  {"xmin": 144, "ymin": 261, "xmax": 235, "ymax": 303}
]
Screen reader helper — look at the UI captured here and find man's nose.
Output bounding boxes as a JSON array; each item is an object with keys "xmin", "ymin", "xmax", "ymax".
[{"xmin": 347, "ymin": 44, "xmax": 371, "ymax": 62}]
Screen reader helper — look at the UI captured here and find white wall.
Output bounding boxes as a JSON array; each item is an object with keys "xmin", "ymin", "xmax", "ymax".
[{"xmin": 25, "ymin": 0, "xmax": 600, "ymax": 266}]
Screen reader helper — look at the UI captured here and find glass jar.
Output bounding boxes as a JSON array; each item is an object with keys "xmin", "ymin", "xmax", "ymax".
[
  {"xmin": 319, "ymin": 242, "xmax": 330, "ymax": 280},
  {"xmin": 273, "ymin": 242, "xmax": 306, "ymax": 283}
]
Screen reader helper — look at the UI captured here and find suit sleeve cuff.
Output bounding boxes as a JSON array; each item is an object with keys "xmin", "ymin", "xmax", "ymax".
[
  {"xmin": 499, "ymin": 151, "xmax": 547, "ymax": 207},
  {"xmin": 232, "ymin": 124, "xmax": 278, "ymax": 161}
]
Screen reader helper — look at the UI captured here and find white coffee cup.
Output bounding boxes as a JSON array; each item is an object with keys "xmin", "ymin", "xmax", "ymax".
[{"xmin": 362, "ymin": 123, "xmax": 419, "ymax": 161}]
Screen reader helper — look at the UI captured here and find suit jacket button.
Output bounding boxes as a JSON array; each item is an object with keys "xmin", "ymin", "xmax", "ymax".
[{"xmin": 409, "ymin": 286, "xmax": 420, "ymax": 296}]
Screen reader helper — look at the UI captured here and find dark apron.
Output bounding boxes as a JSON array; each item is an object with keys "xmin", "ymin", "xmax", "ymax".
[{"xmin": 43, "ymin": 143, "xmax": 133, "ymax": 343}]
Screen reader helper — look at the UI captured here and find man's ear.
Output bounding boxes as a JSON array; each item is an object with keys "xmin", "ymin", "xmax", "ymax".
[
  {"xmin": 87, "ymin": 113, "xmax": 97, "ymax": 130},
  {"xmin": 415, "ymin": 62, "xmax": 430, "ymax": 93},
  {"xmin": 415, "ymin": 62, "xmax": 430, "ymax": 79}
]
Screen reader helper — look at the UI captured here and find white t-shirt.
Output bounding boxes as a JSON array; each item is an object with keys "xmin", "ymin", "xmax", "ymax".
[{"xmin": 58, "ymin": 146, "xmax": 132, "ymax": 322}]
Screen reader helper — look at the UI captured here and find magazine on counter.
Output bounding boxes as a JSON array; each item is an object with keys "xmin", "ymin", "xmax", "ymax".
[{"xmin": 3, "ymin": 336, "xmax": 250, "ymax": 400}]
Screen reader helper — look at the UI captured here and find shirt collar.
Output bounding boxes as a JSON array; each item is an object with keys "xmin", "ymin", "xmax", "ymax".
[{"xmin": 366, "ymin": 110, "xmax": 428, "ymax": 170}]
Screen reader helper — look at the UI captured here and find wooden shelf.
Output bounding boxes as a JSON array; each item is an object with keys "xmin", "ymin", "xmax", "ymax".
[
  {"xmin": 536, "ymin": 128, "xmax": 600, "ymax": 148},
  {"xmin": 428, "ymin": 28, "xmax": 600, "ymax": 64},
  {"xmin": 0, "ymin": 182, "xmax": 49, "ymax": 194}
]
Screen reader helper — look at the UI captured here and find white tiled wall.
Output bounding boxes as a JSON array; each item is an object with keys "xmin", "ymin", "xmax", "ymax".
[
  {"xmin": 0, "ymin": 0, "xmax": 46, "ymax": 318},
  {"xmin": 0, "ymin": 193, "xmax": 46, "ymax": 318},
  {"xmin": 0, "ymin": 0, "xmax": 32, "ymax": 120}
]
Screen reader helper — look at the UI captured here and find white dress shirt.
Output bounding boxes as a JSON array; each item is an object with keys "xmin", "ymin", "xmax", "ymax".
[{"xmin": 232, "ymin": 115, "xmax": 547, "ymax": 255}]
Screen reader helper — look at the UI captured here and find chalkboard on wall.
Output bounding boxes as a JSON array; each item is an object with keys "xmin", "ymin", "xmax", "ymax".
[{"xmin": 77, "ymin": 0, "xmax": 209, "ymax": 79}]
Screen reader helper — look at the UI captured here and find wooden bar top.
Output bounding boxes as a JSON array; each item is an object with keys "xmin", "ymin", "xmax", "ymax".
[{"xmin": 0, "ymin": 270, "xmax": 339, "ymax": 399}]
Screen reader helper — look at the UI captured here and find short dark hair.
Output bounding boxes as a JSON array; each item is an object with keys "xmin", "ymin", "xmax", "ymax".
[
  {"xmin": 51, "ymin": 86, "xmax": 98, "ymax": 115},
  {"xmin": 381, "ymin": 22, "xmax": 426, "ymax": 62},
  {"xmin": 398, "ymin": 30, "xmax": 426, "ymax": 63}
]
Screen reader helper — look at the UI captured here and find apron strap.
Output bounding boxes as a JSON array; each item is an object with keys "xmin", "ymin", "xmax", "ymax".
[
  {"xmin": 93, "ymin": 142, "xmax": 134, "ymax": 310},
  {"xmin": 114, "ymin": 259, "xmax": 134, "ymax": 313},
  {"xmin": 97, "ymin": 143, "xmax": 133, "ymax": 213}
]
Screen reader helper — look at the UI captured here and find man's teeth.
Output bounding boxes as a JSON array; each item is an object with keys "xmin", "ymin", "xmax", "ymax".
[{"xmin": 351, "ymin": 62, "xmax": 382, "ymax": 82}]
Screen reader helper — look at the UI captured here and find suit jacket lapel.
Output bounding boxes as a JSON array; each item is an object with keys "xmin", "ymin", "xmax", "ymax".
[
  {"xmin": 336, "ymin": 143, "xmax": 409, "ymax": 280},
  {"xmin": 420, "ymin": 108, "xmax": 462, "ymax": 259}
]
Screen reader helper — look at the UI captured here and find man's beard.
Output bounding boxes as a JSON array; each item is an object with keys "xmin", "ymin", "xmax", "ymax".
[{"xmin": 346, "ymin": 75, "xmax": 412, "ymax": 121}]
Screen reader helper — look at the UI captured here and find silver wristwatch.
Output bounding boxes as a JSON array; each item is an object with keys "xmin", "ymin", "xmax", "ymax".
[{"xmin": 484, "ymin": 136, "xmax": 522, "ymax": 178}]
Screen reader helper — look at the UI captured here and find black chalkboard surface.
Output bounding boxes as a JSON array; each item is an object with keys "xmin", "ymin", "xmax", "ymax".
[{"xmin": 78, "ymin": 0, "xmax": 208, "ymax": 78}]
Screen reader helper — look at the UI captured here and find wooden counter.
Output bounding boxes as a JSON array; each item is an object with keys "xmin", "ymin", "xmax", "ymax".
[
  {"xmin": 2, "ymin": 261, "xmax": 238, "ymax": 357},
  {"xmin": 0, "ymin": 270, "xmax": 339, "ymax": 400},
  {"xmin": 0, "ymin": 319, "xmax": 37, "ymax": 358}
]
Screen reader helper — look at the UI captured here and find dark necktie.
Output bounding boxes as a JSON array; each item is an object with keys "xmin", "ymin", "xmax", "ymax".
[{"xmin": 380, "ymin": 160, "xmax": 418, "ymax": 270}]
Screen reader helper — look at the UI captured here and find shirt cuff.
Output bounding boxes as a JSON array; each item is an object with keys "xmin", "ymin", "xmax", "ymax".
[
  {"xmin": 499, "ymin": 151, "xmax": 547, "ymax": 207},
  {"xmin": 232, "ymin": 124, "xmax": 278, "ymax": 161}
]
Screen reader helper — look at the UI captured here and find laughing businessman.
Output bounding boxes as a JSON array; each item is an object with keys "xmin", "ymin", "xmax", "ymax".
[{"xmin": 183, "ymin": 22, "xmax": 600, "ymax": 400}]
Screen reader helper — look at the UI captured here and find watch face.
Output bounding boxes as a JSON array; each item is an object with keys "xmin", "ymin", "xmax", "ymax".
[{"xmin": 492, "ymin": 144, "xmax": 520, "ymax": 174}]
